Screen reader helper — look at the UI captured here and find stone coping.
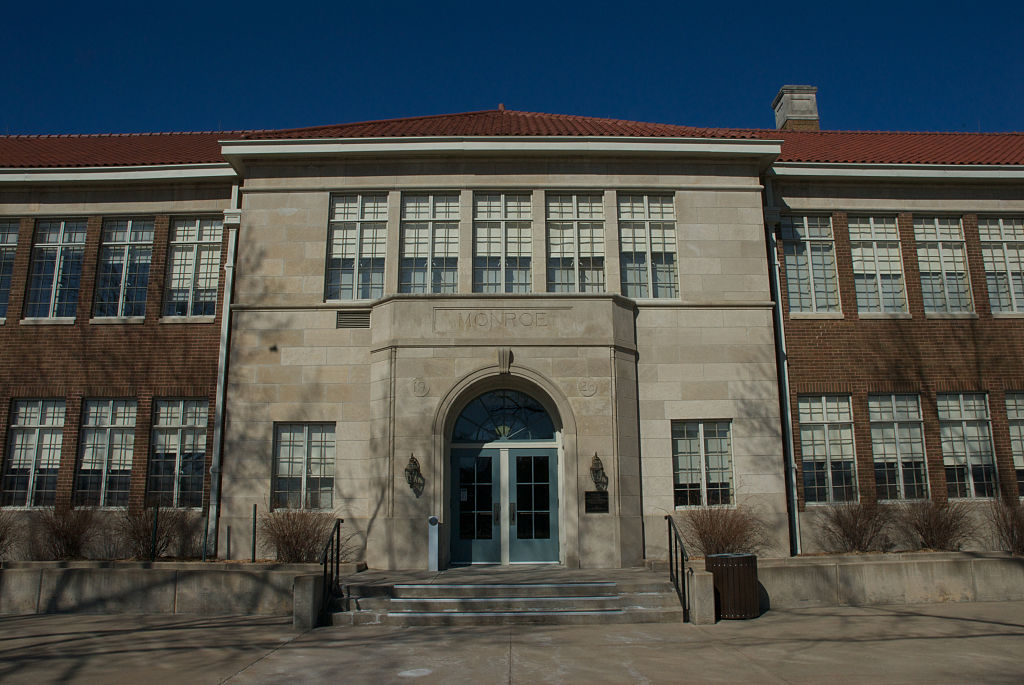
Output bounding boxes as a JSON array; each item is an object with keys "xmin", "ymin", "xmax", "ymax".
[{"xmin": 0, "ymin": 560, "xmax": 366, "ymax": 573}]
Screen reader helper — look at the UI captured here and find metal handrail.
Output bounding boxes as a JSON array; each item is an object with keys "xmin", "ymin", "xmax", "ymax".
[
  {"xmin": 320, "ymin": 518, "xmax": 344, "ymax": 622},
  {"xmin": 665, "ymin": 515, "xmax": 691, "ymax": 622}
]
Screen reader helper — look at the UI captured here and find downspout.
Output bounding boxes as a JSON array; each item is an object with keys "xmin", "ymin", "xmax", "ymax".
[
  {"xmin": 206, "ymin": 184, "xmax": 240, "ymax": 558},
  {"xmin": 763, "ymin": 175, "xmax": 802, "ymax": 556}
]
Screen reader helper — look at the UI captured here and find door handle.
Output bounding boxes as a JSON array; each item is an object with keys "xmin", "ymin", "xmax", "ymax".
[
  {"xmin": 493, "ymin": 503, "xmax": 500, "ymax": 524},
  {"xmin": 510, "ymin": 503, "xmax": 517, "ymax": 524}
]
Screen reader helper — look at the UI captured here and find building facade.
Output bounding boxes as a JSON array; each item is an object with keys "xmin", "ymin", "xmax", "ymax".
[{"xmin": 1, "ymin": 88, "xmax": 1022, "ymax": 567}]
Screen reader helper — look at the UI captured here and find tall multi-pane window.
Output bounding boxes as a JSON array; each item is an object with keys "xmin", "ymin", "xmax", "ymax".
[
  {"xmin": 849, "ymin": 216, "xmax": 906, "ymax": 313},
  {"xmin": 915, "ymin": 217, "xmax": 973, "ymax": 313},
  {"xmin": 868, "ymin": 394, "xmax": 928, "ymax": 500},
  {"xmin": 781, "ymin": 216, "xmax": 839, "ymax": 313},
  {"xmin": 1, "ymin": 400, "xmax": 64, "ymax": 507},
  {"xmin": 399, "ymin": 193, "xmax": 459, "ymax": 293},
  {"xmin": 618, "ymin": 194, "xmax": 677, "ymax": 298},
  {"xmin": 938, "ymin": 393, "xmax": 996, "ymax": 498},
  {"xmin": 25, "ymin": 219, "xmax": 86, "ymax": 318},
  {"xmin": 546, "ymin": 193, "xmax": 605, "ymax": 293},
  {"xmin": 0, "ymin": 220, "xmax": 18, "ymax": 318},
  {"xmin": 327, "ymin": 194, "xmax": 387, "ymax": 300},
  {"xmin": 147, "ymin": 399, "xmax": 207, "ymax": 508},
  {"xmin": 94, "ymin": 218, "xmax": 154, "ymax": 317},
  {"xmin": 671, "ymin": 420, "xmax": 733, "ymax": 506},
  {"xmin": 473, "ymin": 192, "xmax": 532, "ymax": 293},
  {"xmin": 979, "ymin": 217, "xmax": 1024, "ymax": 313},
  {"xmin": 1006, "ymin": 393, "xmax": 1024, "ymax": 496},
  {"xmin": 272, "ymin": 423, "xmax": 335, "ymax": 510},
  {"xmin": 74, "ymin": 399, "xmax": 135, "ymax": 507},
  {"xmin": 163, "ymin": 218, "xmax": 222, "ymax": 316},
  {"xmin": 799, "ymin": 395, "xmax": 857, "ymax": 503}
]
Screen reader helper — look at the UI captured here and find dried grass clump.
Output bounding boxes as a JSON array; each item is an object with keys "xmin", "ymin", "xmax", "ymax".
[
  {"xmin": 897, "ymin": 500, "xmax": 974, "ymax": 551},
  {"xmin": 0, "ymin": 508, "xmax": 21, "ymax": 560},
  {"xmin": 31, "ymin": 508, "xmax": 97, "ymax": 560},
  {"xmin": 817, "ymin": 502, "xmax": 894, "ymax": 553},
  {"xmin": 258, "ymin": 510, "xmax": 339, "ymax": 563},
  {"xmin": 118, "ymin": 508, "xmax": 197, "ymax": 559},
  {"xmin": 680, "ymin": 506, "xmax": 770, "ymax": 556},
  {"xmin": 987, "ymin": 498, "xmax": 1024, "ymax": 555}
]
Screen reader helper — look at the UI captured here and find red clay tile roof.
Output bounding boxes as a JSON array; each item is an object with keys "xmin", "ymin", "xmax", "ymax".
[
  {"xmin": 241, "ymin": 109, "xmax": 757, "ymax": 140},
  {"xmin": 1, "ymin": 110, "xmax": 1022, "ymax": 169}
]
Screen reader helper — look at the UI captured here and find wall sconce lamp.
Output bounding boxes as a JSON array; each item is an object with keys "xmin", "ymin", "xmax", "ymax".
[
  {"xmin": 590, "ymin": 453, "xmax": 609, "ymax": 492},
  {"xmin": 405, "ymin": 454, "xmax": 425, "ymax": 498}
]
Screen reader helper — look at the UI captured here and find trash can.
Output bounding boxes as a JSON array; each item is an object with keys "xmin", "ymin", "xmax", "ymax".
[{"xmin": 704, "ymin": 553, "xmax": 760, "ymax": 619}]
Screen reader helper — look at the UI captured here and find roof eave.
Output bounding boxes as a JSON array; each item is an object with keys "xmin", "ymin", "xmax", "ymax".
[
  {"xmin": 219, "ymin": 135, "xmax": 783, "ymax": 170},
  {"xmin": 772, "ymin": 161, "xmax": 1024, "ymax": 181},
  {"xmin": 0, "ymin": 163, "xmax": 238, "ymax": 183}
]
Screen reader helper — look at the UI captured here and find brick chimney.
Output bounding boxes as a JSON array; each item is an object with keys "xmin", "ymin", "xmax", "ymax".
[{"xmin": 772, "ymin": 85, "xmax": 819, "ymax": 131}]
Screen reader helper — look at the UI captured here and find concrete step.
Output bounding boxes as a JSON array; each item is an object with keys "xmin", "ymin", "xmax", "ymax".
[
  {"xmin": 374, "ymin": 607, "xmax": 683, "ymax": 626},
  {"xmin": 389, "ymin": 595, "xmax": 623, "ymax": 613},
  {"xmin": 391, "ymin": 582, "xmax": 617, "ymax": 599}
]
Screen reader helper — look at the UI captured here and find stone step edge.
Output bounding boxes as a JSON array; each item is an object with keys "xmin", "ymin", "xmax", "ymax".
[
  {"xmin": 392, "ymin": 582, "xmax": 617, "ymax": 589},
  {"xmin": 390, "ymin": 595, "xmax": 621, "ymax": 603}
]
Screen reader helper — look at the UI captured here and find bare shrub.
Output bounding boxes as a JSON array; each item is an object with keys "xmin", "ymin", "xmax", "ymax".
[
  {"xmin": 679, "ymin": 506, "xmax": 769, "ymax": 557},
  {"xmin": 987, "ymin": 498, "xmax": 1024, "ymax": 555},
  {"xmin": 897, "ymin": 500, "xmax": 974, "ymax": 551},
  {"xmin": 258, "ymin": 510, "xmax": 341, "ymax": 563},
  {"xmin": 85, "ymin": 512, "xmax": 128, "ymax": 560},
  {"xmin": 816, "ymin": 502, "xmax": 893, "ymax": 553},
  {"xmin": 118, "ymin": 508, "xmax": 196, "ymax": 559},
  {"xmin": 31, "ymin": 508, "xmax": 98, "ymax": 560},
  {"xmin": 0, "ymin": 508, "xmax": 20, "ymax": 560}
]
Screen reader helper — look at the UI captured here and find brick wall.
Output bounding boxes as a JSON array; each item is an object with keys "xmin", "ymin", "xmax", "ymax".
[
  {"xmin": 777, "ymin": 211, "xmax": 1024, "ymax": 508},
  {"xmin": 0, "ymin": 213, "xmax": 228, "ymax": 512}
]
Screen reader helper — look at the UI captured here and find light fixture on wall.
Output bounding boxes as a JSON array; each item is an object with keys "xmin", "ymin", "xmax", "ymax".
[
  {"xmin": 590, "ymin": 453, "xmax": 609, "ymax": 492},
  {"xmin": 405, "ymin": 454, "xmax": 425, "ymax": 497}
]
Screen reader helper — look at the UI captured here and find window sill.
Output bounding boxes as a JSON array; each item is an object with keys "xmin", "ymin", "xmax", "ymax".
[
  {"xmin": 991, "ymin": 312, "xmax": 1024, "ymax": 319},
  {"xmin": 90, "ymin": 316, "xmax": 145, "ymax": 325},
  {"xmin": 789, "ymin": 312, "xmax": 844, "ymax": 320},
  {"xmin": 858, "ymin": 312, "xmax": 912, "ymax": 320},
  {"xmin": 159, "ymin": 315, "xmax": 216, "ymax": 324},
  {"xmin": 924, "ymin": 312, "xmax": 979, "ymax": 320},
  {"xmin": 20, "ymin": 317, "xmax": 75, "ymax": 325},
  {"xmin": 673, "ymin": 504, "xmax": 736, "ymax": 510},
  {"xmin": 803, "ymin": 500, "xmax": 861, "ymax": 507}
]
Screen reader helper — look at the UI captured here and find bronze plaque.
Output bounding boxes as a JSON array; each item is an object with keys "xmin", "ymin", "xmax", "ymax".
[{"xmin": 584, "ymin": 491, "xmax": 609, "ymax": 514}]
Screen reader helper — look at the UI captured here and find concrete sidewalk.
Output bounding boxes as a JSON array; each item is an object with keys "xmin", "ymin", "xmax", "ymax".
[{"xmin": 2, "ymin": 601, "xmax": 1023, "ymax": 684}]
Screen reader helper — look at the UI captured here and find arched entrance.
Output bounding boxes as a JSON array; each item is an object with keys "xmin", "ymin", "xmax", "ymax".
[{"xmin": 449, "ymin": 389, "xmax": 560, "ymax": 565}]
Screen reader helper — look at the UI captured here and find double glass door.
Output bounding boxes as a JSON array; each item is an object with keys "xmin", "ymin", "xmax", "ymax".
[{"xmin": 450, "ymin": 447, "xmax": 559, "ymax": 564}]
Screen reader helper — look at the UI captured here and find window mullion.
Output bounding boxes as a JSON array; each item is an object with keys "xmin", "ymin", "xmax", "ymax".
[
  {"xmin": 118, "ymin": 245, "xmax": 131, "ymax": 316},
  {"xmin": 26, "ymin": 427, "xmax": 39, "ymax": 506},
  {"xmin": 894, "ymin": 420, "xmax": 906, "ymax": 500},
  {"xmin": 699, "ymin": 423, "xmax": 709, "ymax": 506},
  {"xmin": 1003, "ymin": 241, "xmax": 1017, "ymax": 312},
  {"xmin": 49, "ymin": 244, "xmax": 62, "ymax": 317},
  {"xmin": 822, "ymin": 415, "xmax": 834, "ymax": 502}
]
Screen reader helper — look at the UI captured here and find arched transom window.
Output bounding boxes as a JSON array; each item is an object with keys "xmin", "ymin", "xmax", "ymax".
[{"xmin": 452, "ymin": 390, "xmax": 555, "ymax": 442}]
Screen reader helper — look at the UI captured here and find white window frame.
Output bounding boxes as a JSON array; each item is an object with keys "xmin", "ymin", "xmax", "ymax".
[
  {"xmin": 546, "ymin": 192, "xmax": 606, "ymax": 293},
  {"xmin": 868, "ymin": 394, "xmax": 929, "ymax": 500},
  {"xmin": 472, "ymin": 192, "xmax": 532, "ymax": 294},
  {"xmin": 399, "ymin": 193, "xmax": 459, "ymax": 294},
  {"xmin": 671, "ymin": 420, "xmax": 734, "ymax": 507},
  {"xmin": 327, "ymin": 193, "xmax": 387, "ymax": 301},
  {"xmin": 848, "ymin": 215, "xmax": 907, "ymax": 313},
  {"xmin": 0, "ymin": 219, "xmax": 18, "ymax": 319},
  {"xmin": 914, "ymin": 216, "xmax": 973, "ymax": 313},
  {"xmin": 617, "ymin": 193, "xmax": 678, "ymax": 299},
  {"xmin": 25, "ymin": 218, "xmax": 87, "ymax": 319},
  {"xmin": 781, "ymin": 215, "xmax": 840, "ymax": 314},
  {"xmin": 979, "ymin": 217, "xmax": 1024, "ymax": 313},
  {"xmin": 798, "ymin": 395, "xmax": 858, "ymax": 503},
  {"xmin": 74, "ymin": 399, "xmax": 136, "ymax": 507},
  {"xmin": 162, "ymin": 217, "xmax": 223, "ymax": 317},
  {"xmin": 1006, "ymin": 393, "xmax": 1024, "ymax": 497},
  {"xmin": 938, "ymin": 392, "xmax": 997, "ymax": 499},
  {"xmin": 271, "ymin": 423, "xmax": 336, "ymax": 510},
  {"xmin": 94, "ymin": 218, "xmax": 154, "ymax": 318},
  {"xmin": 147, "ymin": 399, "xmax": 207, "ymax": 508},
  {"xmin": 1, "ymin": 399, "xmax": 65, "ymax": 507}
]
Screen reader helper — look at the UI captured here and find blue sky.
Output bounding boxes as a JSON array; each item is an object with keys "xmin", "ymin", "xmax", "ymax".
[{"xmin": 3, "ymin": 0, "xmax": 1022, "ymax": 135}]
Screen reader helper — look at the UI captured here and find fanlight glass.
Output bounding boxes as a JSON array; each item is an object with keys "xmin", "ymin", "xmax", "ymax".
[{"xmin": 452, "ymin": 390, "xmax": 555, "ymax": 442}]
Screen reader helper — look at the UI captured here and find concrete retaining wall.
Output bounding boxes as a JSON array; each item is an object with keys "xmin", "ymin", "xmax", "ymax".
[
  {"xmin": 687, "ymin": 552, "xmax": 1024, "ymax": 622},
  {"xmin": 0, "ymin": 561, "xmax": 357, "ymax": 629}
]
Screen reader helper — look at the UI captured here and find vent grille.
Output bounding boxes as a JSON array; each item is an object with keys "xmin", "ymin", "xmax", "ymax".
[{"xmin": 336, "ymin": 310, "xmax": 371, "ymax": 328}]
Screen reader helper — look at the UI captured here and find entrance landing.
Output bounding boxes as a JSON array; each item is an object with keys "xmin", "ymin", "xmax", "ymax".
[{"xmin": 335, "ymin": 566, "xmax": 683, "ymax": 626}]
